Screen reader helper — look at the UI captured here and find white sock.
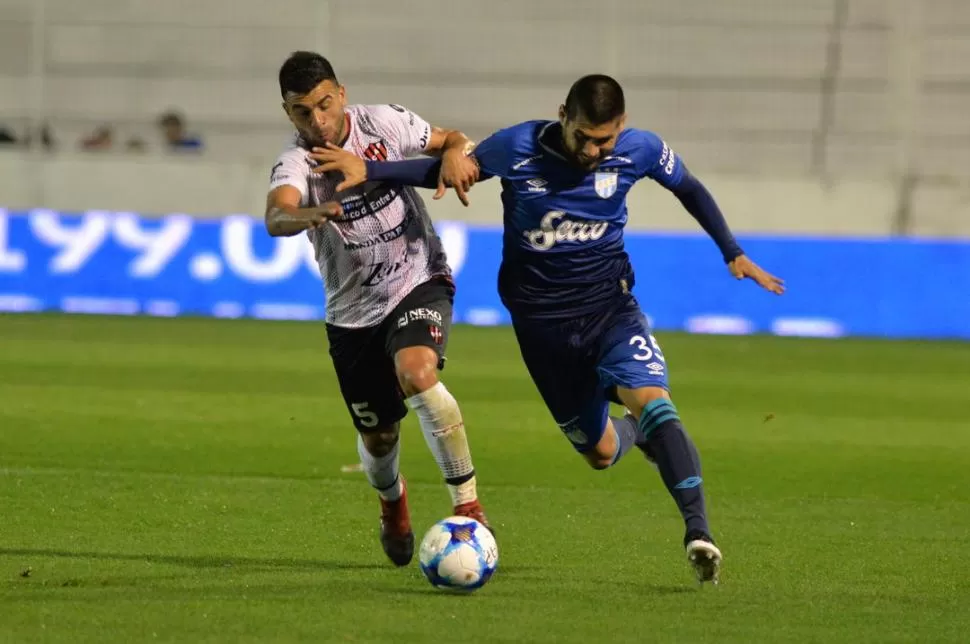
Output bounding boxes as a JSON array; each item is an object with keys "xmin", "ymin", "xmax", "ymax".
[
  {"xmin": 406, "ymin": 382, "xmax": 478, "ymax": 506},
  {"xmin": 356, "ymin": 433, "xmax": 402, "ymax": 501}
]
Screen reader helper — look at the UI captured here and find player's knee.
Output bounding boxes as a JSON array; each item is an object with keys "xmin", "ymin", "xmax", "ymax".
[
  {"xmin": 583, "ymin": 451, "xmax": 614, "ymax": 470},
  {"xmin": 394, "ymin": 346, "xmax": 440, "ymax": 397},
  {"xmin": 359, "ymin": 425, "xmax": 400, "ymax": 457},
  {"xmin": 581, "ymin": 426, "xmax": 618, "ymax": 470}
]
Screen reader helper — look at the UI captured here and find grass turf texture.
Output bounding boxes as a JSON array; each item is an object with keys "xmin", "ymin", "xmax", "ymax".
[{"xmin": 1, "ymin": 313, "xmax": 969, "ymax": 643}]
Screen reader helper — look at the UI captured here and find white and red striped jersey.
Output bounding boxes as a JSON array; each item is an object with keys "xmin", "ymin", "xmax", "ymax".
[{"xmin": 268, "ymin": 104, "xmax": 451, "ymax": 328}]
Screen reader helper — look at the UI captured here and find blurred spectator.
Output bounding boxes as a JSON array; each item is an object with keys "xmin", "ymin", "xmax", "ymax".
[
  {"xmin": 25, "ymin": 122, "xmax": 56, "ymax": 151},
  {"xmin": 158, "ymin": 110, "xmax": 203, "ymax": 151},
  {"xmin": 0, "ymin": 125, "xmax": 18, "ymax": 146},
  {"xmin": 80, "ymin": 125, "xmax": 114, "ymax": 150},
  {"xmin": 0, "ymin": 123, "xmax": 55, "ymax": 150}
]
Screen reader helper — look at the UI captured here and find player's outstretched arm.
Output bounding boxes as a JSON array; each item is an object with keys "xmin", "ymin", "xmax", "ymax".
[
  {"xmin": 264, "ymin": 185, "xmax": 342, "ymax": 237},
  {"xmin": 310, "ymin": 144, "xmax": 478, "ymax": 206},
  {"xmin": 310, "ymin": 144, "xmax": 444, "ymax": 192},
  {"xmin": 309, "ymin": 126, "xmax": 513, "ymax": 206},
  {"xmin": 633, "ymin": 129, "xmax": 783, "ymax": 294},
  {"xmin": 670, "ymin": 171, "xmax": 785, "ymax": 295},
  {"xmin": 424, "ymin": 127, "xmax": 474, "ymax": 159}
]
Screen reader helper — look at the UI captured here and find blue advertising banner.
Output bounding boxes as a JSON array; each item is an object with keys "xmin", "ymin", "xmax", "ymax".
[{"xmin": 1, "ymin": 209, "xmax": 967, "ymax": 339}]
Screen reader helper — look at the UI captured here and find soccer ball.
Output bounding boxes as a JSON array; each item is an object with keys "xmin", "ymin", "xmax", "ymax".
[{"xmin": 418, "ymin": 516, "xmax": 498, "ymax": 592}]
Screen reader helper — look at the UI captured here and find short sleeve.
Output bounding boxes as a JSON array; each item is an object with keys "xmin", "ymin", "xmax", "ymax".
[
  {"xmin": 370, "ymin": 104, "xmax": 433, "ymax": 158},
  {"xmin": 629, "ymin": 129, "xmax": 686, "ymax": 190},
  {"xmin": 268, "ymin": 146, "xmax": 310, "ymax": 203},
  {"xmin": 470, "ymin": 128, "xmax": 517, "ymax": 180}
]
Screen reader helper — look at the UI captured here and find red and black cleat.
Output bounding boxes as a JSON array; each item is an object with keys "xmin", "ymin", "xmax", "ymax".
[
  {"xmin": 379, "ymin": 477, "xmax": 415, "ymax": 566},
  {"xmin": 453, "ymin": 499, "xmax": 496, "ymax": 540}
]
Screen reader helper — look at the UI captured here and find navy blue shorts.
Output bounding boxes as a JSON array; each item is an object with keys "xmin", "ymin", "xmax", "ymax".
[{"xmin": 511, "ymin": 295, "xmax": 669, "ymax": 453}]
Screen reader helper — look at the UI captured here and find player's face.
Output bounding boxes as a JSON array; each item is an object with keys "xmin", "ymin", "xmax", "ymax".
[
  {"xmin": 283, "ymin": 79, "xmax": 347, "ymax": 147},
  {"xmin": 559, "ymin": 107, "xmax": 626, "ymax": 170}
]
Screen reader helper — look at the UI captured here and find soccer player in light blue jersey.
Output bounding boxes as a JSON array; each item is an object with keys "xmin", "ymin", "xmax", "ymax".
[{"xmin": 311, "ymin": 74, "xmax": 785, "ymax": 584}]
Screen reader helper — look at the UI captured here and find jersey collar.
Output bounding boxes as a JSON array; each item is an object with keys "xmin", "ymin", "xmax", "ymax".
[{"xmin": 537, "ymin": 121, "xmax": 568, "ymax": 162}]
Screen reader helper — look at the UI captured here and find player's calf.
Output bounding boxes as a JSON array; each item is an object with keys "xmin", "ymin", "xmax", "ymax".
[
  {"xmin": 359, "ymin": 425, "xmax": 400, "ymax": 458},
  {"xmin": 395, "ymin": 346, "xmax": 482, "ymax": 511},
  {"xmin": 358, "ymin": 425, "xmax": 402, "ymax": 498},
  {"xmin": 357, "ymin": 424, "xmax": 413, "ymax": 566},
  {"xmin": 616, "ymin": 386, "xmax": 713, "ymax": 542}
]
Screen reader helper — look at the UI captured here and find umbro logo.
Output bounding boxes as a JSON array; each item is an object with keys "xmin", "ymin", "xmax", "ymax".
[{"xmin": 526, "ymin": 178, "xmax": 547, "ymax": 193}]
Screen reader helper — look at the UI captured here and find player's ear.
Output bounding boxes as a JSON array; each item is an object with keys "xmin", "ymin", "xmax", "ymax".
[
  {"xmin": 282, "ymin": 101, "xmax": 298, "ymax": 125},
  {"xmin": 618, "ymin": 114, "xmax": 627, "ymax": 131},
  {"xmin": 558, "ymin": 104, "xmax": 567, "ymax": 125}
]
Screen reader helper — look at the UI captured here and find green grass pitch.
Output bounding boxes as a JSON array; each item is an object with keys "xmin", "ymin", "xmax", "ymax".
[{"xmin": 1, "ymin": 313, "xmax": 969, "ymax": 642}]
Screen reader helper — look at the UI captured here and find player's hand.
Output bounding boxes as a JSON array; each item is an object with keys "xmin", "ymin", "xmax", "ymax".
[
  {"xmin": 435, "ymin": 147, "xmax": 479, "ymax": 206},
  {"xmin": 297, "ymin": 201, "xmax": 342, "ymax": 230},
  {"xmin": 728, "ymin": 255, "xmax": 785, "ymax": 294},
  {"xmin": 314, "ymin": 201, "xmax": 343, "ymax": 223},
  {"xmin": 308, "ymin": 143, "xmax": 366, "ymax": 192}
]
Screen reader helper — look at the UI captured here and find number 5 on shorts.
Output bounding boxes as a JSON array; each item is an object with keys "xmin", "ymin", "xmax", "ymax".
[{"xmin": 352, "ymin": 402, "xmax": 379, "ymax": 428}]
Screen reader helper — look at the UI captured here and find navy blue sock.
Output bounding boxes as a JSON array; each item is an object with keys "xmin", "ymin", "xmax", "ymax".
[
  {"xmin": 609, "ymin": 415, "xmax": 639, "ymax": 465},
  {"xmin": 638, "ymin": 398, "xmax": 710, "ymax": 538}
]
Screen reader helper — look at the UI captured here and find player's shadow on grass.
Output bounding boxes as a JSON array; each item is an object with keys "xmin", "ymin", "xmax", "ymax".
[
  {"xmin": 388, "ymin": 566, "xmax": 695, "ymax": 597},
  {"xmin": 1, "ymin": 548, "xmax": 386, "ymax": 572},
  {"xmin": 393, "ymin": 583, "xmax": 695, "ymax": 598}
]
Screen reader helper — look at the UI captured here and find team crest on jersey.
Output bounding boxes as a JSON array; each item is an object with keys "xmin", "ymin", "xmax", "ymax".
[
  {"xmin": 594, "ymin": 171, "xmax": 618, "ymax": 199},
  {"xmin": 363, "ymin": 141, "xmax": 389, "ymax": 161}
]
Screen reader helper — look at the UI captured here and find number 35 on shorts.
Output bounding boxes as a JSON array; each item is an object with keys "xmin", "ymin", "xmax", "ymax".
[{"xmin": 629, "ymin": 334, "xmax": 666, "ymax": 375}]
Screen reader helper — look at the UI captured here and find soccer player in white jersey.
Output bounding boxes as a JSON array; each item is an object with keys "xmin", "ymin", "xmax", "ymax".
[{"xmin": 263, "ymin": 51, "xmax": 491, "ymax": 567}]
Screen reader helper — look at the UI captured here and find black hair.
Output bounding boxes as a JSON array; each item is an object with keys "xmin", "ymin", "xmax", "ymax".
[
  {"xmin": 279, "ymin": 51, "xmax": 338, "ymax": 98},
  {"xmin": 563, "ymin": 74, "xmax": 625, "ymax": 124},
  {"xmin": 158, "ymin": 110, "xmax": 183, "ymax": 127}
]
